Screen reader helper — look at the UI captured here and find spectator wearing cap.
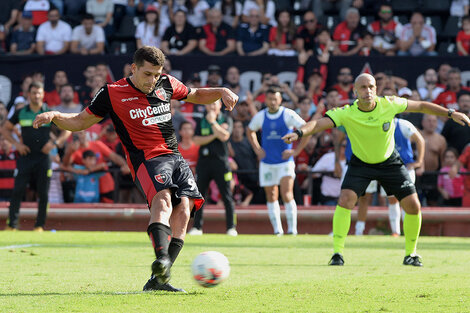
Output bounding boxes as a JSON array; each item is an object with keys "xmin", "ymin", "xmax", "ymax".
[
  {"xmin": 9, "ymin": 11, "xmax": 36, "ymax": 55},
  {"xmin": 161, "ymin": 10, "xmax": 198, "ymax": 56},
  {"xmin": 70, "ymin": 14, "xmax": 105, "ymax": 55},
  {"xmin": 206, "ymin": 65, "xmax": 222, "ymax": 87},
  {"xmin": 199, "ymin": 8, "xmax": 236, "ymax": 56},
  {"xmin": 236, "ymin": 8, "xmax": 269, "ymax": 56},
  {"xmin": 135, "ymin": 5, "xmax": 164, "ymax": 49},
  {"xmin": 397, "ymin": 12, "xmax": 437, "ymax": 56},
  {"xmin": 36, "ymin": 8, "xmax": 72, "ymax": 55},
  {"xmin": 397, "ymin": 87, "xmax": 425, "ymax": 129},
  {"xmin": 398, "ymin": 87, "xmax": 412, "ymax": 98},
  {"xmin": 332, "ymin": 7, "xmax": 366, "ymax": 56}
]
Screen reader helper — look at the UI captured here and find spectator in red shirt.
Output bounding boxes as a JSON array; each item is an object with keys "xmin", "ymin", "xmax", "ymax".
[
  {"xmin": 178, "ymin": 121, "xmax": 199, "ymax": 175},
  {"xmin": 456, "ymin": 15, "xmax": 470, "ymax": 56},
  {"xmin": 332, "ymin": 7, "xmax": 365, "ymax": 56},
  {"xmin": 199, "ymin": 8, "xmax": 236, "ymax": 56},
  {"xmin": 63, "ymin": 130, "xmax": 129, "ymax": 203},
  {"xmin": 331, "ymin": 67, "xmax": 354, "ymax": 106},
  {"xmin": 268, "ymin": 10, "xmax": 296, "ymax": 56},
  {"xmin": 294, "ymin": 10, "xmax": 319, "ymax": 56},
  {"xmin": 434, "ymin": 67, "xmax": 470, "ymax": 111},
  {"xmin": 44, "ymin": 70, "xmax": 80, "ymax": 107},
  {"xmin": 367, "ymin": 3, "xmax": 401, "ymax": 56}
]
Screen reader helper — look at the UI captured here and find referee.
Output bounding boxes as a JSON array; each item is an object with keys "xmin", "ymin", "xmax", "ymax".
[
  {"xmin": 2, "ymin": 81, "xmax": 69, "ymax": 231},
  {"xmin": 283, "ymin": 73, "xmax": 470, "ymax": 267},
  {"xmin": 189, "ymin": 99, "xmax": 238, "ymax": 236}
]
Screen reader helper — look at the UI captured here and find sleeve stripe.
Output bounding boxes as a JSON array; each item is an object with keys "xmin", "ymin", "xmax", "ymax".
[{"xmin": 325, "ymin": 114, "xmax": 336, "ymax": 127}]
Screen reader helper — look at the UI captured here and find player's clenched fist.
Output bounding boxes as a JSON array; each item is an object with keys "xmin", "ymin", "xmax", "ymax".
[
  {"xmin": 33, "ymin": 111, "xmax": 56, "ymax": 129},
  {"xmin": 282, "ymin": 133, "xmax": 299, "ymax": 144},
  {"xmin": 221, "ymin": 88, "xmax": 238, "ymax": 111}
]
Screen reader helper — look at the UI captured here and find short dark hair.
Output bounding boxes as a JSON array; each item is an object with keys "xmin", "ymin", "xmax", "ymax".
[
  {"xmin": 82, "ymin": 13, "xmax": 95, "ymax": 21},
  {"xmin": 82, "ymin": 150, "xmax": 96, "ymax": 159},
  {"xmin": 133, "ymin": 46, "xmax": 166, "ymax": 67},
  {"xmin": 463, "ymin": 15, "xmax": 470, "ymax": 24},
  {"xmin": 266, "ymin": 84, "xmax": 282, "ymax": 95},
  {"xmin": 28, "ymin": 81, "xmax": 44, "ymax": 92}
]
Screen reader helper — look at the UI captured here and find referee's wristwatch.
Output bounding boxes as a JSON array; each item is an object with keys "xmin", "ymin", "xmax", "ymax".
[{"xmin": 448, "ymin": 108, "xmax": 455, "ymax": 118}]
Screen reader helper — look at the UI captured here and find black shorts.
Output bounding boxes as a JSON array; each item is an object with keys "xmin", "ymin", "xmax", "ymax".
[
  {"xmin": 342, "ymin": 150, "xmax": 416, "ymax": 201},
  {"xmin": 134, "ymin": 153, "xmax": 204, "ymax": 213}
]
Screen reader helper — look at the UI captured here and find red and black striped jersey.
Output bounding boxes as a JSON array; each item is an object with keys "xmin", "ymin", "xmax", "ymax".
[{"xmin": 86, "ymin": 74, "xmax": 190, "ymax": 179}]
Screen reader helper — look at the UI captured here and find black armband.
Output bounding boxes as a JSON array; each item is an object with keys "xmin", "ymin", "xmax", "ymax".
[{"xmin": 294, "ymin": 129, "xmax": 303, "ymax": 138}]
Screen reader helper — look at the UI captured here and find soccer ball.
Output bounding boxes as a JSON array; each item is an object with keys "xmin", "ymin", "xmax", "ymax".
[{"xmin": 191, "ymin": 251, "xmax": 230, "ymax": 288}]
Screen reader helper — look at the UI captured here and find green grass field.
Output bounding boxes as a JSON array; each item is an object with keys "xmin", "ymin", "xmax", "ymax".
[{"xmin": 1, "ymin": 232, "xmax": 469, "ymax": 313}]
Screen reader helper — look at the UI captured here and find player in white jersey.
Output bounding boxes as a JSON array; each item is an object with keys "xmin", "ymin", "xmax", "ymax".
[{"xmin": 247, "ymin": 86, "xmax": 310, "ymax": 235}]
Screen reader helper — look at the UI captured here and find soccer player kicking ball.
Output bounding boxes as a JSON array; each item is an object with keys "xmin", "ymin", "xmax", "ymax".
[
  {"xmin": 33, "ymin": 46, "xmax": 238, "ymax": 292},
  {"xmin": 283, "ymin": 73, "xmax": 470, "ymax": 267}
]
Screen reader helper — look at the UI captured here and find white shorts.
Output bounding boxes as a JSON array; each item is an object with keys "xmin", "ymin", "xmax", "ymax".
[
  {"xmin": 259, "ymin": 161, "xmax": 296, "ymax": 187},
  {"xmin": 366, "ymin": 168, "xmax": 416, "ymax": 196}
]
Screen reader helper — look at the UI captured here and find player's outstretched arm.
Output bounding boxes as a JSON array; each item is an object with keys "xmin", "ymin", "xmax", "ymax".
[
  {"xmin": 33, "ymin": 110, "xmax": 103, "ymax": 131},
  {"xmin": 282, "ymin": 117, "xmax": 334, "ymax": 143},
  {"xmin": 185, "ymin": 87, "xmax": 239, "ymax": 111},
  {"xmin": 406, "ymin": 100, "xmax": 470, "ymax": 127}
]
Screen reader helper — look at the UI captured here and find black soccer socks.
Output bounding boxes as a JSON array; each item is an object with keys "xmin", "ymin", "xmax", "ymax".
[{"xmin": 147, "ymin": 222, "xmax": 172, "ymax": 259}]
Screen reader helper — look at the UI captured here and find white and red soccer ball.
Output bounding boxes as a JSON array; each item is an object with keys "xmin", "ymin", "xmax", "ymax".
[{"xmin": 191, "ymin": 251, "xmax": 230, "ymax": 288}]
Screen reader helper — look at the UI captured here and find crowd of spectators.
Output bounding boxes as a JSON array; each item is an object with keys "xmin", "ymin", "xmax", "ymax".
[
  {"xmin": 0, "ymin": 0, "xmax": 470, "ymax": 57},
  {"xmin": 0, "ymin": 0, "xmax": 469, "ymax": 208}
]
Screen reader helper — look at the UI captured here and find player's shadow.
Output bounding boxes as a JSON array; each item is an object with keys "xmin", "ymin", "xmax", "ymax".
[{"xmin": 0, "ymin": 291, "xmax": 203, "ymax": 297}]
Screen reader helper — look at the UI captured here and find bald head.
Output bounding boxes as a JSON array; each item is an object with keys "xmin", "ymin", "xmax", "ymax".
[
  {"xmin": 354, "ymin": 73, "xmax": 375, "ymax": 86},
  {"xmin": 353, "ymin": 73, "xmax": 377, "ymax": 105}
]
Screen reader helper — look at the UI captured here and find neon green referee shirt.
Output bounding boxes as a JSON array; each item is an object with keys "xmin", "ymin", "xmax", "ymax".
[{"xmin": 326, "ymin": 96, "xmax": 408, "ymax": 164}]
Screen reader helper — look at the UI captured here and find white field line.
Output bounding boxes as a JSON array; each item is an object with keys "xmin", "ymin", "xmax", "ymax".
[{"xmin": 0, "ymin": 244, "xmax": 41, "ymax": 250}]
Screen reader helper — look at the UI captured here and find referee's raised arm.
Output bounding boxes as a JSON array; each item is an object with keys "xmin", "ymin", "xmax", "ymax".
[{"xmin": 406, "ymin": 99, "xmax": 470, "ymax": 126}]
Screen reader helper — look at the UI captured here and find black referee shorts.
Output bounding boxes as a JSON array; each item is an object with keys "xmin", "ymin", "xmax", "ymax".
[{"xmin": 342, "ymin": 150, "xmax": 416, "ymax": 201}]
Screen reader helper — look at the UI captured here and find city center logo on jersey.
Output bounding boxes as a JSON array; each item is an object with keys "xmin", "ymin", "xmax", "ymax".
[
  {"xmin": 154, "ymin": 88, "xmax": 167, "ymax": 101},
  {"xmin": 129, "ymin": 103, "xmax": 171, "ymax": 126},
  {"xmin": 154, "ymin": 173, "xmax": 167, "ymax": 184}
]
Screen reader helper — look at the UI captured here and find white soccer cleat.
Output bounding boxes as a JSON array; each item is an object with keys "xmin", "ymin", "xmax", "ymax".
[
  {"xmin": 188, "ymin": 227, "xmax": 203, "ymax": 235},
  {"xmin": 226, "ymin": 228, "xmax": 238, "ymax": 236}
]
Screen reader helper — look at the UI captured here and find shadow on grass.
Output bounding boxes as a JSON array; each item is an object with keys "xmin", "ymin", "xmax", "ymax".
[
  {"xmin": 0, "ymin": 290, "xmax": 204, "ymax": 297},
  {"xmin": 346, "ymin": 241, "xmax": 470, "ymax": 251}
]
